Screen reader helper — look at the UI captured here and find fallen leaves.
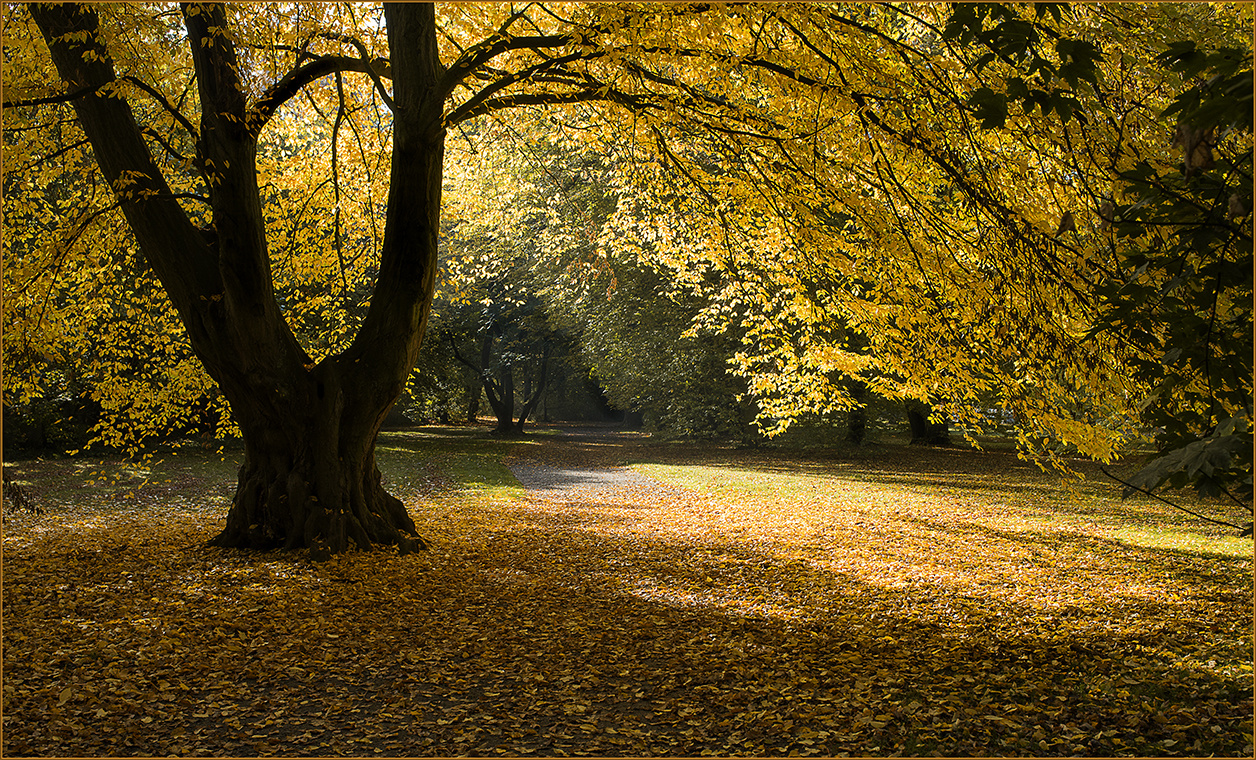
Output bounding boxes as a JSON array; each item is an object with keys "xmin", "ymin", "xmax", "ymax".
[{"xmin": 2, "ymin": 428, "xmax": 1252, "ymax": 756}]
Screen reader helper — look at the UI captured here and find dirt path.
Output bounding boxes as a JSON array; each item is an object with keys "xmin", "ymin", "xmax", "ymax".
[
  {"xmin": 506, "ymin": 460, "xmax": 666, "ymax": 499},
  {"xmin": 503, "ymin": 424, "xmax": 695, "ymax": 506}
]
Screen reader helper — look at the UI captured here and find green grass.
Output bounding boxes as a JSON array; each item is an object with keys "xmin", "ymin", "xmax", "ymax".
[
  {"xmin": 3, "ymin": 443, "xmax": 240, "ymax": 517},
  {"xmin": 375, "ymin": 427, "xmax": 527, "ymax": 502}
]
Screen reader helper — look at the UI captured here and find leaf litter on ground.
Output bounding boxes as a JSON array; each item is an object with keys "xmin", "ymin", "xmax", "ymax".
[{"xmin": 2, "ymin": 425, "xmax": 1252, "ymax": 756}]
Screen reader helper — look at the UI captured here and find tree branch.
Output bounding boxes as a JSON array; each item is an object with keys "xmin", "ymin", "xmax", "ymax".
[
  {"xmin": 439, "ymin": 31, "xmax": 576, "ymax": 100},
  {"xmin": 435, "ymin": 3, "xmax": 721, "ymax": 100},
  {"xmin": 444, "ymin": 50, "xmax": 596, "ymax": 127},
  {"xmin": 141, "ymin": 126, "xmax": 190, "ymax": 165},
  {"xmin": 249, "ymin": 54, "xmax": 391, "ymax": 136},
  {"xmin": 447, "ymin": 334, "xmax": 474, "ymax": 370},
  {"xmin": 9, "ymin": 138, "xmax": 90, "ymax": 174},
  {"xmin": 447, "ymin": 87, "xmax": 654, "ymax": 128},
  {"xmin": 29, "ymin": 2, "xmax": 221, "ymax": 305},
  {"xmin": 2, "ymin": 81, "xmax": 109, "ymax": 109},
  {"xmin": 314, "ymin": 31, "xmax": 395, "ymax": 112},
  {"xmin": 122, "ymin": 76, "xmax": 199, "ymax": 141}
]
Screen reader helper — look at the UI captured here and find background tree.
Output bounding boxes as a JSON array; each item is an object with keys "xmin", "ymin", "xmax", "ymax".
[
  {"xmin": 568, "ymin": 252, "xmax": 757, "ymax": 439},
  {"xmin": 491, "ymin": 130, "xmax": 761, "ymax": 439},
  {"xmin": 435, "ymin": 120, "xmax": 757, "ymax": 439},
  {"xmin": 436, "ymin": 126, "xmax": 581, "ymax": 435}
]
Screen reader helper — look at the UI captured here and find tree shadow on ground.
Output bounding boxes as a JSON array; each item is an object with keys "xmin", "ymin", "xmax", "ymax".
[
  {"xmin": 5, "ymin": 429, "xmax": 1251, "ymax": 757},
  {"xmin": 4, "ymin": 495, "xmax": 1251, "ymax": 757}
]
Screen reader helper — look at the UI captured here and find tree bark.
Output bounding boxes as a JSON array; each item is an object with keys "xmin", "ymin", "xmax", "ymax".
[{"xmin": 32, "ymin": 3, "xmax": 444, "ymax": 556}]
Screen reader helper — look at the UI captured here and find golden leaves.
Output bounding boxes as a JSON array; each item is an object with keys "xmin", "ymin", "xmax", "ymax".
[{"xmin": 3, "ymin": 426, "xmax": 1251, "ymax": 755}]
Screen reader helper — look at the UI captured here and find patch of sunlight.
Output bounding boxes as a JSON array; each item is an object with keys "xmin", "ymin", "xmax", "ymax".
[
  {"xmin": 626, "ymin": 577, "xmax": 795, "ymax": 622},
  {"xmin": 1108, "ymin": 526, "xmax": 1252, "ymax": 558},
  {"xmin": 379, "ymin": 429, "xmax": 463, "ymax": 441},
  {"xmin": 634, "ymin": 463, "xmax": 813, "ymax": 497},
  {"xmin": 627, "ymin": 461, "xmax": 1250, "ymax": 621}
]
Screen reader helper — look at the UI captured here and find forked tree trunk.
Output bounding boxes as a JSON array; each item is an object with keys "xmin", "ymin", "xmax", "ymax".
[
  {"xmin": 478, "ymin": 329, "xmax": 515, "ymax": 435},
  {"xmin": 33, "ymin": 3, "xmax": 444, "ymax": 556},
  {"xmin": 907, "ymin": 400, "xmax": 950, "ymax": 445},
  {"xmin": 209, "ymin": 371, "xmax": 424, "ymax": 557},
  {"xmin": 512, "ymin": 344, "xmax": 551, "ymax": 434},
  {"xmin": 449, "ymin": 329, "xmax": 516, "ymax": 434}
]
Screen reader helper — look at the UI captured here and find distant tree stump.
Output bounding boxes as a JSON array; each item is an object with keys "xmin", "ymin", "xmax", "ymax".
[{"xmin": 2, "ymin": 468, "xmax": 44, "ymax": 515}]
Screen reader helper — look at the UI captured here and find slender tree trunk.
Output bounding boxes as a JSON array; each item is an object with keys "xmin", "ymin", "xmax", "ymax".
[
  {"xmin": 494, "ymin": 365, "xmax": 516, "ymax": 434},
  {"xmin": 33, "ymin": 3, "xmax": 444, "ymax": 556},
  {"xmin": 465, "ymin": 383, "xmax": 482, "ymax": 423},
  {"xmin": 843, "ymin": 332, "xmax": 870, "ymax": 444},
  {"xmin": 513, "ymin": 344, "xmax": 551, "ymax": 434}
]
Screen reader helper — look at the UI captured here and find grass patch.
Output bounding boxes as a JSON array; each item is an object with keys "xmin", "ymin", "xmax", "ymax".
[{"xmin": 376, "ymin": 427, "xmax": 526, "ymax": 502}]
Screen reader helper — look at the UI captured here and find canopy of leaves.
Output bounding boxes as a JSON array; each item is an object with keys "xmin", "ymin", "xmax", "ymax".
[
  {"xmin": 1097, "ymin": 41, "xmax": 1252, "ymax": 509},
  {"xmin": 2, "ymin": 3, "xmax": 1250, "ymax": 507}
]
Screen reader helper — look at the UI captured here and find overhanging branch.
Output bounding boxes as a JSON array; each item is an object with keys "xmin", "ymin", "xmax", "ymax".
[
  {"xmin": 249, "ymin": 54, "xmax": 392, "ymax": 135},
  {"xmin": 446, "ymin": 88, "xmax": 652, "ymax": 127},
  {"xmin": 439, "ymin": 31, "xmax": 578, "ymax": 100},
  {"xmin": 1099, "ymin": 464, "xmax": 1250, "ymax": 533},
  {"xmin": 3, "ymin": 81, "xmax": 109, "ymax": 109},
  {"xmin": 444, "ymin": 50, "xmax": 599, "ymax": 127}
]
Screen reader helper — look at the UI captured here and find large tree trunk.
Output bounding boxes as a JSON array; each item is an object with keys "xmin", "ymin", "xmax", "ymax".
[
  {"xmin": 33, "ymin": 3, "xmax": 444, "ymax": 556},
  {"xmin": 208, "ymin": 364, "xmax": 424, "ymax": 558},
  {"xmin": 216, "ymin": 429, "xmax": 420, "ymax": 559}
]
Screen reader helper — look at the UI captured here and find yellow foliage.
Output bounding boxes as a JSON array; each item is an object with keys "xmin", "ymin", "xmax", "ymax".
[{"xmin": 3, "ymin": 1, "xmax": 1247, "ymax": 470}]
